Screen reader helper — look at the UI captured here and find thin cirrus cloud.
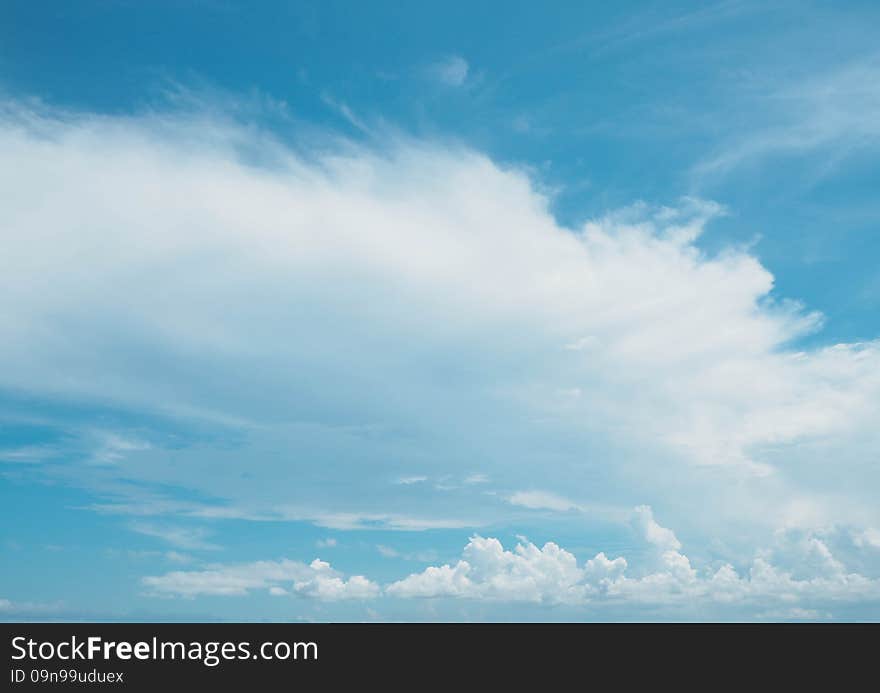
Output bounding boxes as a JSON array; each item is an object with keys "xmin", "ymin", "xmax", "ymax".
[
  {"xmin": 507, "ymin": 491, "xmax": 581, "ymax": 513},
  {"xmin": 1, "ymin": 97, "xmax": 880, "ymax": 615},
  {"xmin": 693, "ymin": 55, "xmax": 880, "ymax": 180},
  {"xmin": 427, "ymin": 55, "xmax": 469, "ymax": 86}
]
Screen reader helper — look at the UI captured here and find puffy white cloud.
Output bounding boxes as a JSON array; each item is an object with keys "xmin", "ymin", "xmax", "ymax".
[
  {"xmin": 853, "ymin": 528, "xmax": 880, "ymax": 549},
  {"xmin": 395, "ymin": 476, "xmax": 428, "ymax": 486},
  {"xmin": 292, "ymin": 560, "xmax": 381, "ymax": 600},
  {"xmin": 583, "ymin": 552, "xmax": 628, "ymax": 583},
  {"xmin": 133, "ymin": 507, "xmax": 880, "ymax": 615},
  {"xmin": 634, "ymin": 505, "xmax": 682, "ymax": 551},
  {"xmin": 142, "ymin": 557, "xmax": 379, "ymax": 600},
  {"xmin": 387, "ymin": 507, "xmax": 880, "ymax": 614},
  {"xmin": 387, "ymin": 535, "xmax": 589, "ymax": 604},
  {"xmin": 695, "ymin": 55, "xmax": 880, "ymax": 178}
]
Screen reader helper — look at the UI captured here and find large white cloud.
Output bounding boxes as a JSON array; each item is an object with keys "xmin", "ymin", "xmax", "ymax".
[{"xmin": 1, "ymin": 98, "xmax": 879, "ymax": 566}]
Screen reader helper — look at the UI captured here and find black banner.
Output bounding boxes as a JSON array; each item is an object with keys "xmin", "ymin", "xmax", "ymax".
[{"xmin": 1, "ymin": 623, "xmax": 874, "ymax": 689}]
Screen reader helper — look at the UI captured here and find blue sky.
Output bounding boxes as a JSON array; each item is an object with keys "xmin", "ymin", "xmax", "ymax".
[{"xmin": 1, "ymin": 0, "xmax": 879, "ymax": 621}]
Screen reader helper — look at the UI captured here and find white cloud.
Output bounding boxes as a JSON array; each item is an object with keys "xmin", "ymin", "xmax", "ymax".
[
  {"xmin": 563, "ymin": 335, "xmax": 600, "ymax": 351},
  {"xmin": 92, "ymin": 501, "xmax": 481, "ymax": 533},
  {"xmin": 583, "ymin": 552, "xmax": 627, "ymax": 583},
  {"xmin": 0, "ymin": 446, "xmax": 58, "ymax": 464},
  {"xmin": 143, "ymin": 557, "xmax": 379, "ymax": 600},
  {"xmin": 395, "ymin": 476, "xmax": 428, "ymax": 485},
  {"xmin": 130, "ymin": 506, "xmax": 880, "ymax": 614},
  {"xmin": 386, "ymin": 508, "xmax": 880, "ymax": 613},
  {"xmin": 1, "ymin": 99, "xmax": 880, "ymax": 567},
  {"xmin": 316, "ymin": 538, "xmax": 337, "ymax": 548},
  {"xmin": 294, "ymin": 560, "xmax": 380, "ymax": 600},
  {"xmin": 320, "ymin": 93, "xmax": 371, "ymax": 133},
  {"xmin": 129, "ymin": 523, "xmax": 219, "ymax": 551},
  {"xmin": 306, "ymin": 513, "xmax": 478, "ymax": 532},
  {"xmin": 757, "ymin": 607, "xmax": 830, "ymax": 621},
  {"xmin": 165, "ymin": 551, "xmax": 194, "ymax": 564},
  {"xmin": 377, "ymin": 545, "xmax": 440, "ymax": 562},
  {"xmin": 508, "ymin": 491, "xmax": 580, "ymax": 512},
  {"xmin": 377, "ymin": 544, "xmax": 399, "ymax": 558},
  {"xmin": 428, "ymin": 55, "xmax": 469, "ymax": 86},
  {"xmin": 695, "ymin": 55, "xmax": 880, "ymax": 179}
]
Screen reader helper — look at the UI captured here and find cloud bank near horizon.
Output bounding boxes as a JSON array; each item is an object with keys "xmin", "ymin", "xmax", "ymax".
[{"xmin": 139, "ymin": 505, "xmax": 880, "ymax": 618}]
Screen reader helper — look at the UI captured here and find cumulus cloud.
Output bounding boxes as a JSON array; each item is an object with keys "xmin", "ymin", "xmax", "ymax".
[
  {"xmin": 1, "ymin": 98, "xmax": 880, "ymax": 575},
  {"xmin": 386, "ymin": 507, "xmax": 880, "ymax": 614},
  {"xmin": 387, "ymin": 535, "xmax": 589, "ymax": 604},
  {"xmin": 142, "ymin": 558, "xmax": 379, "ymax": 600}
]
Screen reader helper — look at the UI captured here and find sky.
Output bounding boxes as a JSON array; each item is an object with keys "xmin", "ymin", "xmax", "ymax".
[{"xmin": 1, "ymin": 0, "xmax": 879, "ymax": 622}]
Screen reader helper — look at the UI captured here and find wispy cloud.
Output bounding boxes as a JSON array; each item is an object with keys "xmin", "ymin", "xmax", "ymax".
[
  {"xmin": 376, "ymin": 545, "xmax": 439, "ymax": 562},
  {"xmin": 508, "ymin": 490, "xmax": 580, "ymax": 513},
  {"xmin": 129, "ymin": 523, "xmax": 220, "ymax": 551},
  {"xmin": 136, "ymin": 506, "xmax": 880, "ymax": 615},
  {"xmin": 694, "ymin": 54, "xmax": 880, "ymax": 181},
  {"xmin": 427, "ymin": 55, "xmax": 469, "ymax": 86},
  {"xmin": 320, "ymin": 92, "xmax": 372, "ymax": 133}
]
